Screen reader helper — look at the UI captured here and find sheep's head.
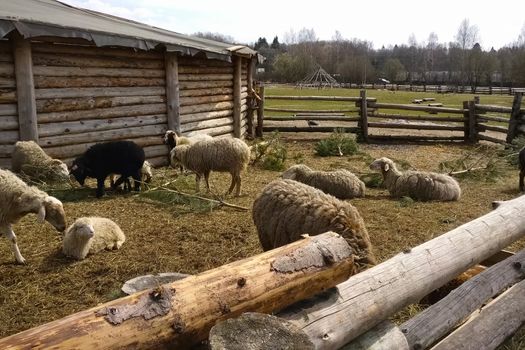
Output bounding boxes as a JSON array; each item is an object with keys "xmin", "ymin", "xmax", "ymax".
[
  {"xmin": 71, "ymin": 221, "xmax": 95, "ymax": 240},
  {"xmin": 38, "ymin": 196, "xmax": 66, "ymax": 232},
  {"xmin": 369, "ymin": 157, "xmax": 395, "ymax": 173},
  {"xmin": 170, "ymin": 145, "xmax": 189, "ymax": 169},
  {"xmin": 163, "ymin": 130, "xmax": 177, "ymax": 149},
  {"xmin": 281, "ymin": 164, "xmax": 310, "ymax": 179},
  {"xmin": 49, "ymin": 159, "xmax": 70, "ymax": 180},
  {"xmin": 142, "ymin": 161, "xmax": 153, "ymax": 183},
  {"xmin": 69, "ymin": 158, "xmax": 90, "ymax": 186}
]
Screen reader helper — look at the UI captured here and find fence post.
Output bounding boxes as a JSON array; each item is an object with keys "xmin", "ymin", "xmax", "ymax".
[
  {"xmin": 359, "ymin": 89, "xmax": 369, "ymax": 143},
  {"xmin": 255, "ymin": 85, "xmax": 265, "ymax": 138},
  {"xmin": 246, "ymin": 58, "xmax": 256, "ymax": 139},
  {"xmin": 463, "ymin": 100, "xmax": 477, "ymax": 143},
  {"xmin": 233, "ymin": 56, "xmax": 242, "ymax": 138},
  {"xmin": 506, "ymin": 92, "xmax": 523, "ymax": 143},
  {"xmin": 164, "ymin": 51, "xmax": 180, "ymax": 133}
]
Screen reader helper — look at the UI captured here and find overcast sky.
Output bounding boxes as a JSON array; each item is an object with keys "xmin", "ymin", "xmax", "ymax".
[{"xmin": 61, "ymin": 0, "xmax": 525, "ymax": 49}]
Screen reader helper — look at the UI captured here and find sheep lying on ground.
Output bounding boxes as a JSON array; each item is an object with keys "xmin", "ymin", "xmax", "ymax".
[
  {"xmin": 252, "ymin": 179, "xmax": 376, "ymax": 271},
  {"xmin": 519, "ymin": 147, "xmax": 525, "ymax": 192},
  {"xmin": 0, "ymin": 169, "xmax": 66, "ymax": 264},
  {"xmin": 63, "ymin": 217, "xmax": 125, "ymax": 260},
  {"xmin": 70, "ymin": 141, "xmax": 145, "ymax": 198},
  {"xmin": 171, "ymin": 138, "xmax": 250, "ymax": 197},
  {"xmin": 11, "ymin": 141, "xmax": 69, "ymax": 182},
  {"xmin": 369, "ymin": 157, "xmax": 461, "ymax": 201},
  {"xmin": 282, "ymin": 164, "xmax": 365, "ymax": 199},
  {"xmin": 163, "ymin": 130, "xmax": 213, "ymax": 169}
]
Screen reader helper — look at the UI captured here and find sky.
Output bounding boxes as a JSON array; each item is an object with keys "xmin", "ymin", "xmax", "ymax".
[{"xmin": 61, "ymin": 0, "xmax": 525, "ymax": 49}]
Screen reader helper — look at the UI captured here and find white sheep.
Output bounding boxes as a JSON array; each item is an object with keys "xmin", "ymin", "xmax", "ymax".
[
  {"xmin": 369, "ymin": 157, "xmax": 461, "ymax": 201},
  {"xmin": 171, "ymin": 138, "xmax": 251, "ymax": 197},
  {"xmin": 11, "ymin": 141, "xmax": 69, "ymax": 182},
  {"xmin": 62, "ymin": 217, "xmax": 126, "ymax": 260},
  {"xmin": 163, "ymin": 130, "xmax": 213, "ymax": 170},
  {"xmin": 252, "ymin": 179, "xmax": 376, "ymax": 271},
  {"xmin": 0, "ymin": 169, "xmax": 66, "ymax": 264},
  {"xmin": 281, "ymin": 164, "xmax": 365, "ymax": 199}
]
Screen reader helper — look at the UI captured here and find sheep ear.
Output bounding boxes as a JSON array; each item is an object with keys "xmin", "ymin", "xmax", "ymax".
[
  {"xmin": 383, "ymin": 163, "xmax": 389, "ymax": 172},
  {"xmin": 37, "ymin": 204, "xmax": 46, "ymax": 223}
]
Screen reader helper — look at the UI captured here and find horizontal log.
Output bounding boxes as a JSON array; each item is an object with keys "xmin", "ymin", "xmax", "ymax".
[
  {"xmin": 265, "ymin": 116, "xmax": 360, "ymax": 122},
  {"xmin": 476, "ymin": 114, "xmax": 509, "ymax": 123},
  {"xmin": 179, "ymin": 81, "xmax": 233, "ymax": 90},
  {"xmin": 475, "ymin": 104, "xmax": 512, "ymax": 113},
  {"xmin": 143, "ymin": 144, "xmax": 169, "ymax": 158},
  {"xmin": 477, "ymin": 134, "xmax": 508, "ymax": 144},
  {"xmin": 432, "ymin": 279, "xmax": 525, "ymax": 350},
  {"xmin": 179, "ymin": 94, "xmax": 233, "ymax": 107},
  {"xmin": 32, "ymin": 52, "xmax": 164, "ymax": 69},
  {"xmin": 180, "ymin": 101, "xmax": 233, "ymax": 116},
  {"xmin": 402, "ymin": 249, "xmax": 525, "ymax": 350},
  {"xmin": 38, "ymin": 114, "xmax": 167, "ymax": 137},
  {"xmin": 368, "ymin": 135, "xmax": 466, "ymax": 142},
  {"xmin": 180, "ymin": 109, "xmax": 233, "ymax": 124},
  {"xmin": 369, "ymin": 102, "xmax": 466, "ymax": 114},
  {"xmin": 35, "ymin": 86, "xmax": 166, "ymax": 100},
  {"xmin": 39, "ymin": 124, "xmax": 167, "ymax": 147},
  {"xmin": 368, "ymin": 122, "xmax": 465, "ymax": 131},
  {"xmin": 33, "ymin": 66, "xmax": 165, "ymax": 78},
  {"xmin": 0, "ymin": 77, "xmax": 15, "ymax": 88},
  {"xmin": 342, "ymin": 321, "xmax": 408, "ymax": 350},
  {"xmin": 31, "ymin": 42, "xmax": 163, "ymax": 60},
  {"xmin": 181, "ymin": 117, "xmax": 233, "ymax": 133},
  {"xmin": 0, "ymin": 89, "xmax": 16, "ymax": 103},
  {"xmin": 44, "ymin": 136, "xmax": 164, "ymax": 159},
  {"xmin": 0, "ymin": 64, "xmax": 14, "ymax": 77},
  {"xmin": 0, "ymin": 115, "xmax": 18, "ymax": 130},
  {"xmin": 0, "ymin": 157, "xmax": 10, "ymax": 169},
  {"xmin": 0, "ymin": 104, "xmax": 17, "ymax": 116},
  {"xmin": 0, "ymin": 144, "xmax": 14, "ymax": 158},
  {"xmin": 280, "ymin": 195, "xmax": 525, "ymax": 349},
  {"xmin": 178, "ymin": 66, "xmax": 233, "ymax": 74},
  {"xmin": 34, "ymin": 76, "xmax": 166, "ymax": 89},
  {"xmin": 147, "ymin": 155, "xmax": 168, "ymax": 168},
  {"xmin": 179, "ymin": 87, "xmax": 234, "ymax": 98},
  {"xmin": 369, "ymin": 113, "xmax": 466, "ymax": 123},
  {"xmin": 38, "ymin": 103, "xmax": 167, "ymax": 123},
  {"xmin": 266, "ymin": 95, "xmax": 376, "ymax": 102},
  {"xmin": 187, "ymin": 124, "xmax": 234, "ymax": 137},
  {"xmin": 178, "ymin": 73, "xmax": 233, "ymax": 82},
  {"xmin": 0, "ymin": 52, "xmax": 13, "ymax": 63},
  {"xmin": 478, "ymin": 124, "xmax": 508, "ymax": 133},
  {"xmin": 263, "ymin": 126, "xmax": 360, "ymax": 133},
  {"xmin": 0, "ymin": 130, "xmax": 19, "ymax": 144},
  {"xmin": 178, "ymin": 57, "xmax": 232, "ymax": 67},
  {"xmin": 36, "ymin": 95, "xmax": 166, "ymax": 113},
  {"xmin": 265, "ymin": 108, "xmax": 355, "ymax": 113}
]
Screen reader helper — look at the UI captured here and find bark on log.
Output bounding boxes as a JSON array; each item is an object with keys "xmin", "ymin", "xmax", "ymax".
[
  {"xmin": 33, "ymin": 66, "xmax": 165, "ymax": 78},
  {"xmin": 36, "ymin": 96, "xmax": 166, "ymax": 113},
  {"xmin": 32, "ymin": 52, "xmax": 164, "ymax": 69},
  {"xmin": 0, "ymin": 77, "xmax": 15, "ymax": 88},
  {"xmin": 38, "ymin": 103, "xmax": 166, "ymax": 123},
  {"xmin": 278, "ymin": 195, "xmax": 525, "ymax": 350},
  {"xmin": 143, "ymin": 144, "xmax": 169, "ymax": 158},
  {"xmin": 180, "ymin": 101, "xmax": 233, "ymax": 115},
  {"xmin": 0, "ymin": 103, "xmax": 17, "ymax": 116},
  {"xmin": 186, "ymin": 124, "xmax": 234, "ymax": 137},
  {"xmin": 38, "ymin": 114, "xmax": 167, "ymax": 137},
  {"xmin": 0, "ymin": 115, "xmax": 18, "ymax": 130},
  {"xmin": 179, "ymin": 87, "xmax": 234, "ymax": 98},
  {"xmin": 178, "ymin": 73, "xmax": 233, "ymax": 82},
  {"xmin": 178, "ymin": 66, "xmax": 233, "ymax": 74},
  {"xmin": 181, "ymin": 117, "xmax": 233, "ymax": 133},
  {"xmin": 0, "ymin": 130, "xmax": 19, "ymax": 143},
  {"xmin": 0, "ymin": 232, "xmax": 355, "ymax": 350},
  {"xmin": 431, "ymin": 279, "xmax": 525, "ymax": 350},
  {"xmin": 402, "ymin": 249, "xmax": 525, "ymax": 349},
  {"xmin": 178, "ymin": 57, "xmax": 232, "ymax": 67},
  {"xmin": 179, "ymin": 94, "xmax": 232, "ymax": 107},
  {"xmin": 35, "ymin": 87, "xmax": 166, "ymax": 99},
  {"xmin": 0, "ymin": 89, "xmax": 16, "ymax": 103},
  {"xmin": 180, "ymin": 109, "xmax": 233, "ymax": 124},
  {"xmin": 179, "ymin": 80, "xmax": 233, "ymax": 90},
  {"xmin": 341, "ymin": 321, "xmax": 408, "ymax": 350},
  {"xmin": 34, "ymin": 76, "xmax": 165, "ymax": 89},
  {"xmin": 0, "ymin": 63, "xmax": 14, "ymax": 77}
]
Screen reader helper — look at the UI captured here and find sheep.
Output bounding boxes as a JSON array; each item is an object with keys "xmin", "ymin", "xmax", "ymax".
[
  {"xmin": 252, "ymin": 179, "xmax": 376, "ymax": 271},
  {"xmin": 0, "ymin": 169, "xmax": 66, "ymax": 264},
  {"xmin": 69, "ymin": 141, "xmax": 145, "ymax": 198},
  {"xmin": 281, "ymin": 164, "xmax": 365, "ymax": 199},
  {"xmin": 163, "ymin": 130, "xmax": 213, "ymax": 170},
  {"xmin": 171, "ymin": 138, "xmax": 250, "ymax": 197},
  {"xmin": 369, "ymin": 157, "xmax": 461, "ymax": 201},
  {"xmin": 110, "ymin": 160, "xmax": 153, "ymax": 191},
  {"xmin": 11, "ymin": 141, "xmax": 69, "ymax": 182},
  {"xmin": 518, "ymin": 147, "xmax": 525, "ymax": 192},
  {"xmin": 62, "ymin": 217, "xmax": 125, "ymax": 260}
]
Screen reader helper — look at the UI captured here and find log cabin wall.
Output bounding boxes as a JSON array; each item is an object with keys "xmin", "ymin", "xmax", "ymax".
[{"xmin": 0, "ymin": 40, "xmax": 17, "ymax": 169}]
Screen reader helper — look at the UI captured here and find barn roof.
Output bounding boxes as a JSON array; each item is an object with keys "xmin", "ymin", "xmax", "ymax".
[{"xmin": 0, "ymin": 0, "xmax": 258, "ymax": 62}]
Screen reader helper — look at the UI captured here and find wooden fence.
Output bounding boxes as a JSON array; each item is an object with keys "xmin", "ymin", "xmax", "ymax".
[
  {"xmin": 336, "ymin": 83, "xmax": 525, "ymax": 95},
  {"xmin": 260, "ymin": 90, "xmax": 525, "ymax": 145}
]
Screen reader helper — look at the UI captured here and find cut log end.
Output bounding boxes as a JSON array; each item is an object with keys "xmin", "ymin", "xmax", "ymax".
[{"xmin": 209, "ymin": 312, "xmax": 314, "ymax": 350}]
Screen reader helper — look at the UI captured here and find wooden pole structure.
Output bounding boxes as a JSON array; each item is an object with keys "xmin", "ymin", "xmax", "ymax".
[
  {"xmin": 359, "ymin": 89, "xmax": 368, "ymax": 142},
  {"xmin": 468, "ymin": 100, "xmax": 477, "ymax": 143},
  {"xmin": 431, "ymin": 279, "xmax": 525, "ymax": 350},
  {"xmin": 279, "ymin": 195, "xmax": 525, "ymax": 350},
  {"xmin": 233, "ymin": 56, "xmax": 242, "ymax": 138},
  {"xmin": 506, "ymin": 92, "xmax": 523, "ymax": 143},
  {"xmin": 246, "ymin": 58, "xmax": 256, "ymax": 138},
  {"xmin": 0, "ymin": 232, "xmax": 355, "ymax": 350},
  {"xmin": 255, "ymin": 85, "xmax": 265, "ymax": 137},
  {"xmin": 164, "ymin": 51, "xmax": 180, "ymax": 133},
  {"xmin": 401, "ymin": 248, "xmax": 525, "ymax": 349},
  {"xmin": 12, "ymin": 33, "xmax": 38, "ymax": 141}
]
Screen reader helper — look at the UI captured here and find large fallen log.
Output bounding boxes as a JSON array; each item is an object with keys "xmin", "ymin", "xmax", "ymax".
[
  {"xmin": 278, "ymin": 195, "xmax": 525, "ymax": 349},
  {"xmin": 0, "ymin": 232, "xmax": 355, "ymax": 350}
]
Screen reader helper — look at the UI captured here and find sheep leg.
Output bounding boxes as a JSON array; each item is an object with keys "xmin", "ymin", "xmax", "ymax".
[
  {"xmin": 204, "ymin": 171, "xmax": 211, "ymax": 193},
  {"xmin": 520, "ymin": 168, "xmax": 524, "ymax": 192},
  {"xmin": 96, "ymin": 177, "xmax": 106, "ymax": 198},
  {"xmin": 131, "ymin": 170, "xmax": 141, "ymax": 192},
  {"xmin": 3, "ymin": 225, "xmax": 25, "ymax": 264},
  {"xmin": 195, "ymin": 174, "xmax": 201, "ymax": 193},
  {"xmin": 235, "ymin": 174, "xmax": 242, "ymax": 197}
]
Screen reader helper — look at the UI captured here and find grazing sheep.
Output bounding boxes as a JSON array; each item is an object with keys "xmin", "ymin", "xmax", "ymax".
[
  {"xmin": 519, "ymin": 147, "xmax": 525, "ymax": 192},
  {"xmin": 0, "ymin": 169, "xmax": 66, "ymax": 264},
  {"xmin": 252, "ymin": 179, "xmax": 376, "ymax": 271},
  {"xmin": 282, "ymin": 164, "xmax": 365, "ymax": 199},
  {"xmin": 163, "ymin": 130, "xmax": 212, "ymax": 170},
  {"xmin": 171, "ymin": 138, "xmax": 250, "ymax": 197},
  {"xmin": 110, "ymin": 160, "xmax": 153, "ymax": 191},
  {"xmin": 63, "ymin": 217, "xmax": 125, "ymax": 260},
  {"xmin": 11, "ymin": 141, "xmax": 69, "ymax": 182},
  {"xmin": 369, "ymin": 157, "xmax": 461, "ymax": 201},
  {"xmin": 69, "ymin": 141, "xmax": 145, "ymax": 198}
]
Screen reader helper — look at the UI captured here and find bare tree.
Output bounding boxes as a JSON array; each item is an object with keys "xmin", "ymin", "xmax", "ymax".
[{"xmin": 455, "ymin": 19, "xmax": 479, "ymax": 89}]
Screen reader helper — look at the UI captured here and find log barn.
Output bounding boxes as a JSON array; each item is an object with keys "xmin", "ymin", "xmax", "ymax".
[{"xmin": 0, "ymin": 0, "xmax": 259, "ymax": 168}]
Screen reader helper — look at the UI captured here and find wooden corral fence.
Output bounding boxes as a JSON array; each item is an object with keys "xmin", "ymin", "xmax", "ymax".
[
  {"xmin": 1, "ymin": 195, "xmax": 524, "ymax": 349},
  {"xmin": 261, "ymin": 90, "xmax": 525, "ymax": 145},
  {"xmin": 337, "ymin": 83, "xmax": 525, "ymax": 95}
]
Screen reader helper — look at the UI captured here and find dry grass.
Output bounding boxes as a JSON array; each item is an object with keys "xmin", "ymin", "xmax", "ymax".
[{"xmin": 1, "ymin": 138, "xmax": 524, "ymax": 345}]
